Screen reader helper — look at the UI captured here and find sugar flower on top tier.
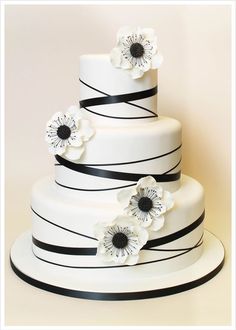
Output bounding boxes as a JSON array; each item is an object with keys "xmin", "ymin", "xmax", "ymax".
[
  {"xmin": 110, "ymin": 26, "xmax": 163, "ymax": 79},
  {"xmin": 94, "ymin": 215, "xmax": 148, "ymax": 265},
  {"xmin": 117, "ymin": 176, "xmax": 174, "ymax": 232},
  {"xmin": 45, "ymin": 105, "xmax": 94, "ymax": 160}
]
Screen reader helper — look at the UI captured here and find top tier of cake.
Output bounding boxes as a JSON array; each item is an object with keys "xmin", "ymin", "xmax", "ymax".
[{"xmin": 79, "ymin": 54, "xmax": 158, "ymax": 125}]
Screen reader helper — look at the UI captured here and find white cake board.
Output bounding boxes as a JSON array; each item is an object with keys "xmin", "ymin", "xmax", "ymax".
[{"xmin": 10, "ymin": 230, "xmax": 224, "ymax": 300}]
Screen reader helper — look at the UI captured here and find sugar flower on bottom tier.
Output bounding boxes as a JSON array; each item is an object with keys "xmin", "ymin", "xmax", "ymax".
[
  {"xmin": 45, "ymin": 105, "xmax": 94, "ymax": 160},
  {"xmin": 110, "ymin": 26, "xmax": 163, "ymax": 79},
  {"xmin": 117, "ymin": 176, "xmax": 174, "ymax": 232},
  {"xmin": 94, "ymin": 215, "xmax": 148, "ymax": 265}
]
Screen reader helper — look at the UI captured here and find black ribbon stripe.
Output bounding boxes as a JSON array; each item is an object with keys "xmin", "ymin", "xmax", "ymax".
[
  {"xmin": 31, "ymin": 207, "xmax": 97, "ymax": 241},
  {"xmin": 55, "ymin": 180, "xmax": 136, "ymax": 192},
  {"xmin": 32, "ymin": 237, "xmax": 96, "ymax": 255},
  {"xmin": 32, "ymin": 236, "xmax": 203, "ymax": 270},
  {"xmin": 82, "ymin": 106, "xmax": 156, "ymax": 120},
  {"xmin": 55, "ymin": 144, "xmax": 182, "ymax": 167},
  {"xmin": 55, "ymin": 155, "xmax": 181, "ymax": 183},
  {"xmin": 144, "ymin": 211, "xmax": 205, "ymax": 249},
  {"xmin": 32, "ymin": 234, "xmax": 203, "ymax": 257},
  {"xmin": 80, "ymin": 85, "xmax": 158, "ymax": 109},
  {"xmin": 79, "ymin": 79, "xmax": 157, "ymax": 119},
  {"xmin": 163, "ymin": 158, "xmax": 182, "ymax": 174},
  {"xmin": 32, "ymin": 207, "xmax": 204, "ymax": 255}
]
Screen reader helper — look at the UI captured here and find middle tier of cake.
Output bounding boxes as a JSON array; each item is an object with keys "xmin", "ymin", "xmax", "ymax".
[{"xmin": 55, "ymin": 116, "xmax": 182, "ymax": 194}]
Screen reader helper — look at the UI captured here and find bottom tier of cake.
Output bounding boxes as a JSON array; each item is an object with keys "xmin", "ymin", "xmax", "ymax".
[{"xmin": 30, "ymin": 174, "xmax": 205, "ymax": 275}]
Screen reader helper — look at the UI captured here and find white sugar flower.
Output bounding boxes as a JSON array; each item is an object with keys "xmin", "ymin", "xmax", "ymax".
[
  {"xmin": 117, "ymin": 176, "xmax": 174, "ymax": 232},
  {"xmin": 110, "ymin": 26, "xmax": 163, "ymax": 79},
  {"xmin": 45, "ymin": 105, "xmax": 94, "ymax": 160},
  {"xmin": 94, "ymin": 215, "xmax": 148, "ymax": 265}
]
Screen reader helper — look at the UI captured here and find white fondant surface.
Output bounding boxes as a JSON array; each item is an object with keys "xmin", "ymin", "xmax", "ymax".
[
  {"xmin": 79, "ymin": 54, "xmax": 158, "ymax": 125},
  {"xmin": 10, "ymin": 230, "xmax": 224, "ymax": 294}
]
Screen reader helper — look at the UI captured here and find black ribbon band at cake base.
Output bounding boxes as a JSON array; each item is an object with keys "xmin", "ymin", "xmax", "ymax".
[
  {"xmin": 32, "ymin": 236, "xmax": 203, "ymax": 269},
  {"xmin": 55, "ymin": 155, "xmax": 181, "ymax": 183},
  {"xmin": 31, "ymin": 209, "xmax": 205, "ymax": 256},
  {"xmin": 10, "ymin": 256, "xmax": 224, "ymax": 301}
]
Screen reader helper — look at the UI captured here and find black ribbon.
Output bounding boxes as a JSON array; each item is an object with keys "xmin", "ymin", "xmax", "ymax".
[
  {"xmin": 32, "ymin": 208, "xmax": 205, "ymax": 256},
  {"xmin": 10, "ymin": 256, "xmax": 224, "ymax": 300},
  {"xmin": 55, "ymin": 155, "xmax": 181, "ymax": 183},
  {"xmin": 80, "ymin": 84, "xmax": 158, "ymax": 109},
  {"xmin": 79, "ymin": 79, "xmax": 158, "ymax": 119},
  {"xmin": 62, "ymin": 144, "xmax": 182, "ymax": 167},
  {"xmin": 32, "ymin": 236, "xmax": 203, "ymax": 269}
]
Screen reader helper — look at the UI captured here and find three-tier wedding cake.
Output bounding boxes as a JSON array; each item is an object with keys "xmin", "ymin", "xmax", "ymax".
[{"xmin": 10, "ymin": 27, "xmax": 224, "ymax": 300}]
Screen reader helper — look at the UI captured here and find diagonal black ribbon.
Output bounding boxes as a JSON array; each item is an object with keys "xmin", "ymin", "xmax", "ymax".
[
  {"xmin": 55, "ymin": 144, "xmax": 182, "ymax": 167},
  {"xmin": 80, "ymin": 85, "xmax": 158, "ymax": 108},
  {"xmin": 55, "ymin": 155, "xmax": 181, "ymax": 183},
  {"xmin": 31, "ymin": 208, "xmax": 205, "ymax": 256},
  {"xmin": 79, "ymin": 79, "xmax": 158, "ymax": 119}
]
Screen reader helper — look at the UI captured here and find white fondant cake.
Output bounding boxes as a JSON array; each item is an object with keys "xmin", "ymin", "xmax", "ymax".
[{"xmin": 10, "ymin": 26, "xmax": 224, "ymax": 300}]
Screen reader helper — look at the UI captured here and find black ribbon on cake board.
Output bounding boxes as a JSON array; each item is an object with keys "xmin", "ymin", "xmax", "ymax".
[{"xmin": 10, "ymin": 256, "xmax": 224, "ymax": 301}]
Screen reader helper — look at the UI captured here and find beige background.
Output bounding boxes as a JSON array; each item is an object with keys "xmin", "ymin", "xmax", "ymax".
[{"xmin": 5, "ymin": 4, "xmax": 232, "ymax": 326}]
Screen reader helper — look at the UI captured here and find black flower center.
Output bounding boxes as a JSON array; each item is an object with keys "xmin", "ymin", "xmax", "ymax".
[
  {"xmin": 130, "ymin": 42, "xmax": 145, "ymax": 58},
  {"xmin": 112, "ymin": 232, "xmax": 128, "ymax": 249},
  {"xmin": 57, "ymin": 125, "xmax": 71, "ymax": 140},
  {"xmin": 138, "ymin": 197, "xmax": 153, "ymax": 212}
]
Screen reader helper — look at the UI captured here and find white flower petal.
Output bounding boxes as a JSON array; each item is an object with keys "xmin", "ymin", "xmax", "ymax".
[
  {"xmin": 45, "ymin": 133, "xmax": 54, "ymax": 143},
  {"xmin": 116, "ymin": 254, "xmax": 129, "ymax": 264},
  {"xmin": 117, "ymin": 186, "xmax": 137, "ymax": 208},
  {"xmin": 137, "ymin": 227, "xmax": 149, "ymax": 245},
  {"xmin": 49, "ymin": 111, "xmax": 64, "ymax": 124},
  {"xmin": 79, "ymin": 119, "xmax": 95, "ymax": 141},
  {"xmin": 142, "ymin": 27, "xmax": 156, "ymax": 39},
  {"xmin": 140, "ymin": 212, "xmax": 153, "ymax": 228},
  {"xmin": 64, "ymin": 146, "xmax": 85, "ymax": 160},
  {"xmin": 126, "ymin": 254, "xmax": 139, "ymax": 265},
  {"xmin": 48, "ymin": 143, "xmax": 66, "ymax": 156},
  {"xmin": 69, "ymin": 135, "xmax": 83, "ymax": 147},
  {"xmin": 139, "ymin": 59, "xmax": 151, "ymax": 73},
  {"xmin": 117, "ymin": 26, "xmax": 137, "ymax": 40},
  {"xmin": 163, "ymin": 191, "xmax": 174, "ymax": 211},
  {"xmin": 130, "ymin": 66, "xmax": 144, "ymax": 79},
  {"xmin": 151, "ymin": 53, "xmax": 163, "ymax": 69},
  {"xmin": 137, "ymin": 176, "xmax": 157, "ymax": 190},
  {"xmin": 120, "ymin": 57, "xmax": 132, "ymax": 70},
  {"xmin": 94, "ymin": 222, "xmax": 107, "ymax": 240},
  {"xmin": 149, "ymin": 215, "xmax": 165, "ymax": 231},
  {"xmin": 66, "ymin": 105, "xmax": 82, "ymax": 123},
  {"xmin": 110, "ymin": 47, "xmax": 122, "ymax": 67}
]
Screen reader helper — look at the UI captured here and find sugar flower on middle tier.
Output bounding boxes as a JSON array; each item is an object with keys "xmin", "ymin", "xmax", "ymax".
[
  {"xmin": 117, "ymin": 176, "xmax": 174, "ymax": 232},
  {"xmin": 94, "ymin": 215, "xmax": 148, "ymax": 265},
  {"xmin": 45, "ymin": 105, "xmax": 94, "ymax": 160}
]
